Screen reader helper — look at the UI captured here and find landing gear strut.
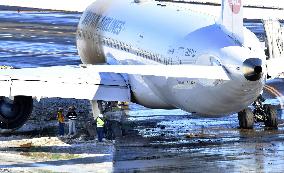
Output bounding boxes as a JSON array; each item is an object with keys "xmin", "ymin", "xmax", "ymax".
[{"xmin": 238, "ymin": 95, "xmax": 278, "ymax": 129}]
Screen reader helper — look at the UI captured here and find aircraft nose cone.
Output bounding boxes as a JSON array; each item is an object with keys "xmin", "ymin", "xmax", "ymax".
[{"xmin": 242, "ymin": 58, "xmax": 263, "ymax": 81}]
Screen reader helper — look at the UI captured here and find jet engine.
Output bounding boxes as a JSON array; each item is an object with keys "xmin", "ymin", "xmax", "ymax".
[{"xmin": 0, "ymin": 96, "xmax": 33, "ymax": 131}]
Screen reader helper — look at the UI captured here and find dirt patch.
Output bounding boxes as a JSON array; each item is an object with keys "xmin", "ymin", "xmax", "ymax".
[{"xmin": 0, "ymin": 135, "xmax": 114, "ymax": 173}]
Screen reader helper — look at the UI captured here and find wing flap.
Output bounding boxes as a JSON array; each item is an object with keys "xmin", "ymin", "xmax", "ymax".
[{"xmin": 10, "ymin": 80, "xmax": 129, "ymax": 101}]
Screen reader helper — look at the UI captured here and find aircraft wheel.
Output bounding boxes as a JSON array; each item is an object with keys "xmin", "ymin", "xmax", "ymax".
[
  {"xmin": 264, "ymin": 104, "xmax": 278, "ymax": 128},
  {"xmin": 238, "ymin": 108, "xmax": 254, "ymax": 129},
  {"xmin": 0, "ymin": 96, "xmax": 33, "ymax": 130}
]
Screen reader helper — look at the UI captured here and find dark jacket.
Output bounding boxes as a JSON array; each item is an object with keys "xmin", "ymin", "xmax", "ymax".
[{"xmin": 66, "ymin": 111, "xmax": 77, "ymax": 120}]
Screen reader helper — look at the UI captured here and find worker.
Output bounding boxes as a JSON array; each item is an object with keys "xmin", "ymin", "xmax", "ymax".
[
  {"xmin": 66, "ymin": 106, "xmax": 77, "ymax": 136},
  {"xmin": 57, "ymin": 107, "xmax": 65, "ymax": 136},
  {"xmin": 96, "ymin": 114, "xmax": 105, "ymax": 142}
]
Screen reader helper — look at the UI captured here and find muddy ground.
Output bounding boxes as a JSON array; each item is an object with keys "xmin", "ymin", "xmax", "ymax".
[{"xmin": 114, "ymin": 110, "xmax": 284, "ymax": 173}]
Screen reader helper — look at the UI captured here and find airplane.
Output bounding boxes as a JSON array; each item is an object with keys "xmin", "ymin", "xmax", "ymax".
[{"xmin": 0, "ymin": 0, "xmax": 283, "ymax": 132}]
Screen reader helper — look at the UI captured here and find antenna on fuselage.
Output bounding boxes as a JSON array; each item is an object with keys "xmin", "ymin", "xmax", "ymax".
[{"xmin": 219, "ymin": 0, "xmax": 244, "ymax": 44}]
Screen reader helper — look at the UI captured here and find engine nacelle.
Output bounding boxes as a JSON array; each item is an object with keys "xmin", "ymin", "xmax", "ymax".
[{"xmin": 0, "ymin": 96, "xmax": 33, "ymax": 131}]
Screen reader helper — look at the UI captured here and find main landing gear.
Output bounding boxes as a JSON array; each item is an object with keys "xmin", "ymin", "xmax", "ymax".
[{"xmin": 238, "ymin": 95, "xmax": 278, "ymax": 129}]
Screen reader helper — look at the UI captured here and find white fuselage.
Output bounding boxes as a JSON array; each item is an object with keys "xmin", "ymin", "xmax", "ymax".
[{"xmin": 76, "ymin": 0, "xmax": 266, "ymax": 117}]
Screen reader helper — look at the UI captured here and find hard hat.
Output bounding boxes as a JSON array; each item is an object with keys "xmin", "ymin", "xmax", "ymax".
[
  {"xmin": 58, "ymin": 107, "xmax": 63, "ymax": 111},
  {"xmin": 98, "ymin": 114, "xmax": 103, "ymax": 118}
]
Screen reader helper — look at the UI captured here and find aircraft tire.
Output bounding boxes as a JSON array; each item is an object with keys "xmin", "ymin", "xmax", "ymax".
[
  {"xmin": 0, "ymin": 96, "xmax": 33, "ymax": 130},
  {"xmin": 238, "ymin": 108, "xmax": 254, "ymax": 129},
  {"xmin": 264, "ymin": 104, "xmax": 278, "ymax": 128}
]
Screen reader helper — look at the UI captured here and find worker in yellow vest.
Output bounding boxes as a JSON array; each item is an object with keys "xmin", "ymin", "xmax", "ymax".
[
  {"xmin": 96, "ymin": 114, "xmax": 105, "ymax": 142},
  {"xmin": 57, "ymin": 107, "xmax": 65, "ymax": 136}
]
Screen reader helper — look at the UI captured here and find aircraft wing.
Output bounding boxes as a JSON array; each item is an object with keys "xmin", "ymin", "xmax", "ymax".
[
  {"xmin": 0, "ymin": 65, "xmax": 131, "ymax": 101},
  {"xmin": 0, "ymin": 65, "xmax": 229, "ymax": 100}
]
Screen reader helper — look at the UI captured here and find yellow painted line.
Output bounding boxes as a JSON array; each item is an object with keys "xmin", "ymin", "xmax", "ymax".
[{"xmin": 264, "ymin": 85, "xmax": 284, "ymax": 109}]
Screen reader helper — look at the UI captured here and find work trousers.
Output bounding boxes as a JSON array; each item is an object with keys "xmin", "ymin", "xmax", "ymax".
[
  {"xmin": 97, "ymin": 127, "xmax": 104, "ymax": 142},
  {"xmin": 58, "ymin": 122, "xmax": 64, "ymax": 136},
  {"xmin": 68, "ymin": 120, "xmax": 76, "ymax": 135}
]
